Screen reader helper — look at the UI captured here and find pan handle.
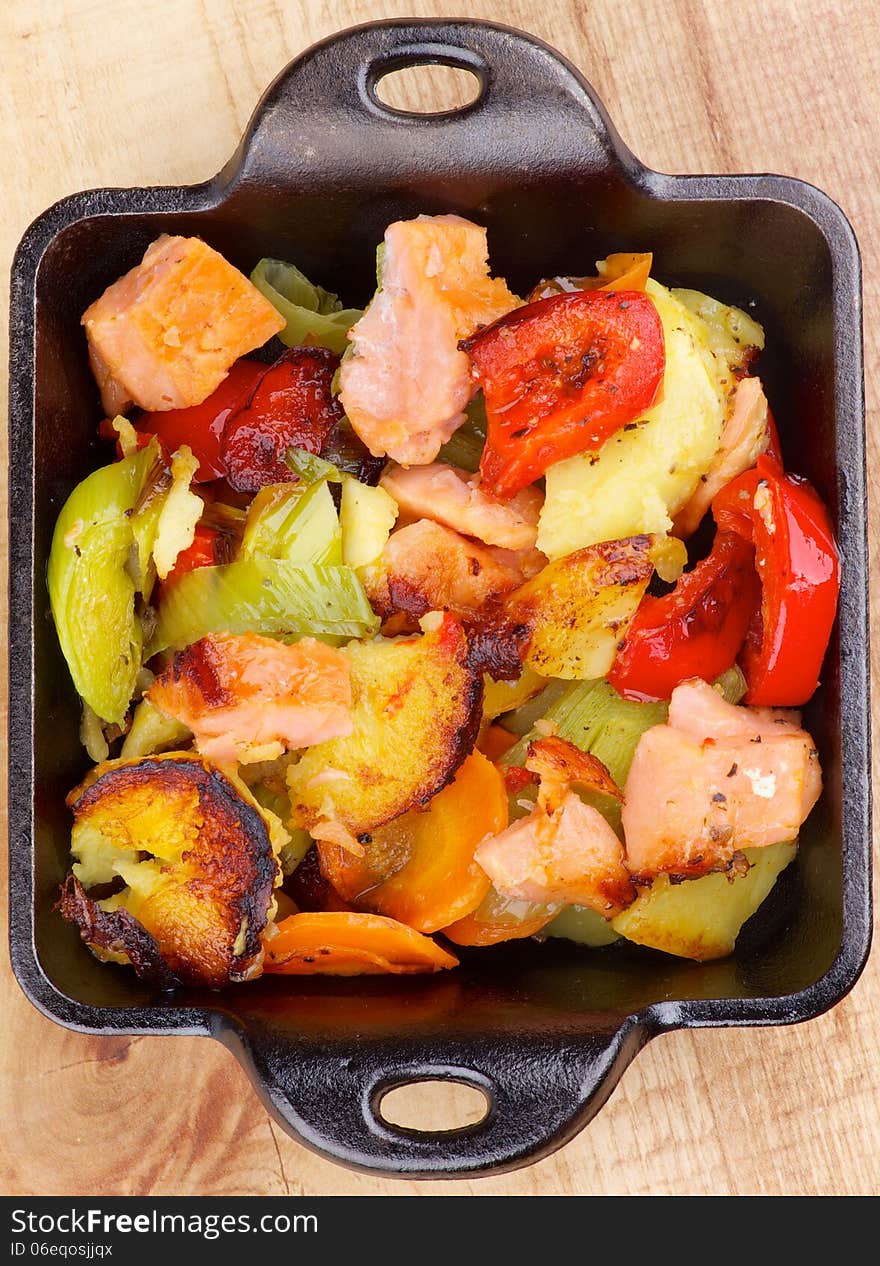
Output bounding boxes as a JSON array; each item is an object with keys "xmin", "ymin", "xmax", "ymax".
[
  {"xmin": 227, "ymin": 1020, "xmax": 649, "ymax": 1178},
  {"xmin": 222, "ymin": 18, "xmax": 636, "ymax": 189}
]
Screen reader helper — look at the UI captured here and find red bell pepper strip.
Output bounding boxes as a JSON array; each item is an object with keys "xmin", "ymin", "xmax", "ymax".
[
  {"xmin": 712, "ymin": 456, "xmax": 839, "ymax": 706},
  {"xmin": 607, "ymin": 532, "xmax": 761, "ymax": 702},
  {"xmin": 460, "ymin": 289, "xmax": 665, "ymax": 498},
  {"xmin": 221, "ymin": 347, "xmax": 343, "ymax": 492},
  {"xmin": 158, "ymin": 524, "xmax": 220, "ymax": 594},
  {"xmin": 113, "ymin": 358, "xmax": 264, "ymax": 480},
  {"xmin": 764, "ymin": 405, "xmax": 784, "ymax": 469}
]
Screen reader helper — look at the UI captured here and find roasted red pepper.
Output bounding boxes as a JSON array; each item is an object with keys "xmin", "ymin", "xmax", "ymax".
[
  {"xmin": 607, "ymin": 531, "xmax": 760, "ymax": 702},
  {"xmin": 713, "ymin": 456, "xmax": 839, "ymax": 706},
  {"xmin": 221, "ymin": 347, "xmax": 343, "ymax": 492},
  {"xmin": 764, "ymin": 405, "xmax": 784, "ymax": 469},
  {"xmin": 105, "ymin": 358, "xmax": 265, "ymax": 480},
  {"xmin": 460, "ymin": 289, "xmax": 665, "ymax": 498},
  {"xmin": 158, "ymin": 524, "xmax": 220, "ymax": 593}
]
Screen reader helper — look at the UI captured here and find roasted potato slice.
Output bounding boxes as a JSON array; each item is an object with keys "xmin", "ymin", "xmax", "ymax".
[
  {"xmin": 481, "ymin": 666, "xmax": 546, "ymax": 723},
  {"xmin": 287, "ymin": 613, "xmax": 482, "ymax": 837},
  {"xmin": 59, "ymin": 753, "xmax": 285, "ymax": 987},
  {"xmin": 611, "ymin": 841, "xmax": 797, "ymax": 960},
  {"xmin": 505, "ymin": 536, "xmax": 659, "ymax": 680}
]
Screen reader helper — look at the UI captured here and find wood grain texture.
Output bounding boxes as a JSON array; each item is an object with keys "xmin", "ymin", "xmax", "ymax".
[{"xmin": 1, "ymin": 0, "xmax": 878, "ymax": 1196}]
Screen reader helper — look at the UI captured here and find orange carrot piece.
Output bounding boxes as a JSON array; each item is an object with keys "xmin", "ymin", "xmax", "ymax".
[
  {"xmin": 318, "ymin": 751, "xmax": 507, "ymax": 933},
  {"xmin": 478, "ymin": 724, "xmax": 519, "ymax": 762},
  {"xmin": 598, "ymin": 252, "xmax": 653, "ymax": 292},
  {"xmin": 263, "ymin": 912, "xmax": 458, "ymax": 975}
]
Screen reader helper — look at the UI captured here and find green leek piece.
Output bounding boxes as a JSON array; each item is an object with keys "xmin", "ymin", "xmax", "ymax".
[
  {"xmin": 468, "ymin": 886, "xmax": 560, "ymax": 934},
  {"xmin": 241, "ymin": 480, "xmax": 342, "ymax": 565},
  {"xmin": 503, "ymin": 679, "xmax": 667, "ymax": 788},
  {"xmin": 48, "ymin": 442, "xmax": 163, "ymax": 724},
  {"xmin": 612, "ymin": 841, "xmax": 796, "ymax": 960},
  {"xmin": 714, "ymin": 664, "xmax": 748, "ymax": 705},
  {"xmin": 284, "ymin": 447, "xmax": 342, "ymax": 484},
  {"xmin": 502, "ymin": 679, "xmax": 667, "ymax": 834},
  {"xmin": 250, "ymin": 258, "xmax": 362, "ymax": 356},
  {"xmin": 80, "ymin": 703, "xmax": 110, "ymax": 764},
  {"xmin": 543, "ymin": 905, "xmax": 621, "ymax": 947},
  {"xmin": 339, "ymin": 478, "xmax": 398, "ymax": 569},
  {"xmin": 500, "ymin": 679, "xmax": 570, "ymax": 737},
  {"xmin": 148, "ymin": 558, "xmax": 379, "ymax": 655},
  {"xmin": 278, "ymin": 829, "xmax": 313, "ymax": 877},
  {"xmin": 128, "ymin": 443, "xmax": 170, "ymax": 595},
  {"xmin": 121, "ymin": 699, "xmax": 191, "ymax": 760},
  {"xmin": 436, "ymin": 394, "xmax": 488, "ymax": 473}
]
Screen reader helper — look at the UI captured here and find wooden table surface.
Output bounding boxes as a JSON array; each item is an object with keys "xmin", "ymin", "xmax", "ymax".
[{"xmin": 2, "ymin": 0, "xmax": 878, "ymax": 1197}]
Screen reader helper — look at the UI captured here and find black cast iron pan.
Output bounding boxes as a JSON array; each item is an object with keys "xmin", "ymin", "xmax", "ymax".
[{"xmin": 7, "ymin": 19, "xmax": 872, "ymax": 1178}]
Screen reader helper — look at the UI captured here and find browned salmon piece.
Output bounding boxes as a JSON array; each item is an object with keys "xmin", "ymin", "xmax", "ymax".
[
  {"xmin": 339, "ymin": 215, "xmax": 518, "ymax": 465},
  {"xmin": 475, "ymin": 792, "xmax": 635, "ymax": 917},
  {"xmin": 148, "ymin": 632, "xmax": 352, "ymax": 766},
  {"xmin": 673, "ymin": 376, "xmax": 769, "ymax": 538},
  {"xmin": 667, "ymin": 675, "xmax": 806, "ymax": 743},
  {"xmin": 525, "ymin": 735, "xmax": 624, "ymax": 810},
  {"xmin": 363, "ymin": 519, "xmax": 524, "ymax": 626},
  {"xmin": 381, "ymin": 462, "xmax": 542, "ymax": 550},
  {"xmin": 82, "ymin": 235, "xmax": 285, "ymax": 415},
  {"xmin": 622, "ymin": 678, "xmax": 822, "ymax": 880}
]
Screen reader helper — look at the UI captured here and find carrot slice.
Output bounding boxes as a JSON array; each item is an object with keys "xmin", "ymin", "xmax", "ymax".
[
  {"xmin": 263, "ymin": 912, "xmax": 458, "ymax": 975},
  {"xmin": 318, "ymin": 751, "xmax": 508, "ymax": 933},
  {"xmin": 597, "ymin": 252, "xmax": 653, "ymax": 293},
  {"xmin": 478, "ymin": 724, "xmax": 518, "ymax": 762}
]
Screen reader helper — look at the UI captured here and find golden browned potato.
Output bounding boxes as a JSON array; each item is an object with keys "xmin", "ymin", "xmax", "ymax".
[
  {"xmin": 286, "ymin": 613, "xmax": 482, "ymax": 838},
  {"xmin": 59, "ymin": 753, "xmax": 285, "ymax": 987},
  {"xmin": 504, "ymin": 536, "xmax": 656, "ymax": 679}
]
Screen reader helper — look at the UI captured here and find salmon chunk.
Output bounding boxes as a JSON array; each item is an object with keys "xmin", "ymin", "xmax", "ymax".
[
  {"xmin": 148, "ymin": 633, "xmax": 352, "ymax": 765},
  {"xmin": 339, "ymin": 215, "xmax": 518, "ymax": 465},
  {"xmin": 82, "ymin": 235, "xmax": 285, "ymax": 415},
  {"xmin": 381, "ymin": 462, "xmax": 542, "ymax": 550},
  {"xmin": 475, "ymin": 792, "xmax": 635, "ymax": 917},
  {"xmin": 622, "ymin": 678, "xmax": 821, "ymax": 880},
  {"xmin": 673, "ymin": 376, "xmax": 769, "ymax": 537},
  {"xmin": 363, "ymin": 519, "xmax": 525, "ymax": 626}
]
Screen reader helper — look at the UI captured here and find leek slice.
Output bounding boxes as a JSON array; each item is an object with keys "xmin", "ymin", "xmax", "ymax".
[
  {"xmin": 241, "ymin": 480, "xmax": 342, "ymax": 565},
  {"xmin": 284, "ymin": 447, "xmax": 342, "ymax": 484},
  {"xmin": 278, "ymin": 829, "xmax": 313, "ymax": 877},
  {"xmin": 251, "ymin": 258, "xmax": 362, "ymax": 355},
  {"xmin": 503, "ymin": 679, "xmax": 667, "ymax": 788},
  {"xmin": 436, "ymin": 394, "xmax": 488, "ymax": 473},
  {"xmin": 48, "ymin": 443, "xmax": 162, "ymax": 724},
  {"xmin": 543, "ymin": 905, "xmax": 621, "ymax": 947},
  {"xmin": 714, "ymin": 664, "xmax": 748, "ymax": 705},
  {"xmin": 612, "ymin": 842, "xmax": 796, "ymax": 960},
  {"xmin": 148, "ymin": 558, "xmax": 379, "ymax": 655},
  {"xmin": 499, "ymin": 679, "xmax": 570, "ymax": 737},
  {"xmin": 121, "ymin": 699, "xmax": 191, "ymax": 759}
]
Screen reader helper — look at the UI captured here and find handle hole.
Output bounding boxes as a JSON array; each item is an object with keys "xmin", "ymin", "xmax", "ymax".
[
  {"xmin": 373, "ymin": 63, "xmax": 483, "ymax": 117},
  {"xmin": 377, "ymin": 1079, "xmax": 490, "ymax": 1134}
]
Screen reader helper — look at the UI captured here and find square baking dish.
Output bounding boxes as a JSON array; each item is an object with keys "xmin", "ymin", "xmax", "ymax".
[{"xmin": 7, "ymin": 18, "xmax": 871, "ymax": 1177}]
